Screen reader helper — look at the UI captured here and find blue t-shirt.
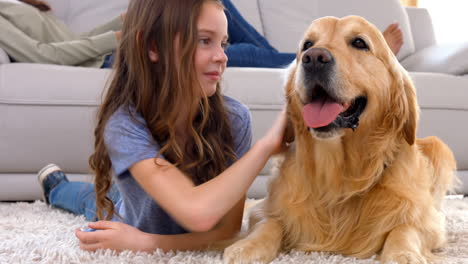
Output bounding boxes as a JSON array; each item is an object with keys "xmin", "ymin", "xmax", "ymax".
[{"xmin": 103, "ymin": 96, "xmax": 252, "ymax": 234}]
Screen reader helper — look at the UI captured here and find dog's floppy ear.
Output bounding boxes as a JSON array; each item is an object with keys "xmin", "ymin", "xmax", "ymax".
[
  {"xmin": 283, "ymin": 115, "xmax": 295, "ymax": 144},
  {"xmin": 378, "ymin": 31, "xmax": 417, "ymax": 145},
  {"xmin": 401, "ymin": 70, "xmax": 418, "ymax": 145},
  {"xmin": 388, "ymin": 62, "xmax": 418, "ymax": 146}
]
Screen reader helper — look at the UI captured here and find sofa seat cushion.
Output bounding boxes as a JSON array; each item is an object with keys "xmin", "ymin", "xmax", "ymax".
[
  {"xmin": 0, "ymin": 63, "xmax": 108, "ymax": 105},
  {"xmin": 401, "ymin": 43, "xmax": 468, "ymax": 75},
  {"xmin": 223, "ymin": 67, "xmax": 286, "ymax": 175},
  {"xmin": 0, "ymin": 63, "xmax": 109, "ymax": 173},
  {"xmin": 411, "ymin": 72, "xmax": 468, "ymax": 170},
  {"xmin": 412, "ymin": 72, "xmax": 468, "ymax": 110},
  {"xmin": 259, "ymin": 0, "xmax": 415, "ymax": 60}
]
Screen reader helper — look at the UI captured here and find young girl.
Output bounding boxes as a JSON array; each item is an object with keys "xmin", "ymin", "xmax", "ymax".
[{"xmin": 38, "ymin": 0, "xmax": 287, "ymax": 253}]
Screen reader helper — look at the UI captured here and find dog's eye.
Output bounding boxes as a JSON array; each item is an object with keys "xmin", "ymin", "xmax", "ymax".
[
  {"xmin": 351, "ymin": 37, "xmax": 369, "ymax": 50},
  {"xmin": 302, "ymin": 41, "xmax": 314, "ymax": 51}
]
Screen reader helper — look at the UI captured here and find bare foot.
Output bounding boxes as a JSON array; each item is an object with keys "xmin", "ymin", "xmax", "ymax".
[{"xmin": 383, "ymin": 22, "xmax": 404, "ymax": 55}]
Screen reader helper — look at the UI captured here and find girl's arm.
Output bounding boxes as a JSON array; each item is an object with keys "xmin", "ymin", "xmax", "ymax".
[
  {"xmin": 76, "ymin": 196, "xmax": 245, "ymax": 252},
  {"xmin": 130, "ymin": 109, "xmax": 287, "ymax": 233}
]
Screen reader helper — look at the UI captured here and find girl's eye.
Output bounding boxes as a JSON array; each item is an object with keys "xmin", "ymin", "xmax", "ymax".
[
  {"xmin": 199, "ymin": 38, "xmax": 211, "ymax": 45},
  {"xmin": 199, "ymin": 37, "xmax": 229, "ymax": 50},
  {"xmin": 221, "ymin": 42, "xmax": 230, "ymax": 50}
]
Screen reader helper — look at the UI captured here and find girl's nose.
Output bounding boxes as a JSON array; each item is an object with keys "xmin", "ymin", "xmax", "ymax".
[{"xmin": 214, "ymin": 46, "xmax": 228, "ymax": 63}]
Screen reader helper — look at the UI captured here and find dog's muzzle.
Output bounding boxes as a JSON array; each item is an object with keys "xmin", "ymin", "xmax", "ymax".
[
  {"xmin": 302, "ymin": 48, "xmax": 335, "ymax": 85},
  {"xmin": 300, "ymin": 48, "xmax": 367, "ymax": 135}
]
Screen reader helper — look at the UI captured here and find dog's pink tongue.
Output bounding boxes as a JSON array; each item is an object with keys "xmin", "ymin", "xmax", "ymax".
[{"xmin": 302, "ymin": 99, "xmax": 344, "ymax": 128}]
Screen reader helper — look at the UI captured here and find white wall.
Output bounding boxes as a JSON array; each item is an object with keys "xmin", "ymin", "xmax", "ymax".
[{"xmin": 420, "ymin": 0, "xmax": 468, "ymax": 44}]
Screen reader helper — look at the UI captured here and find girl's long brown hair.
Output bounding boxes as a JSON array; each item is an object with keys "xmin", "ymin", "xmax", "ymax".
[{"xmin": 89, "ymin": 0, "xmax": 236, "ymax": 220}]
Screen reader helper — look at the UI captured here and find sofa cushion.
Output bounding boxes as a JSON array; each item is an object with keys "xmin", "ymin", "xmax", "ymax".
[
  {"xmin": 222, "ymin": 67, "xmax": 286, "ymax": 175},
  {"xmin": 0, "ymin": 63, "xmax": 108, "ymax": 173},
  {"xmin": 401, "ymin": 43, "xmax": 468, "ymax": 75},
  {"xmin": 68, "ymin": 0, "xmax": 128, "ymax": 34},
  {"xmin": 0, "ymin": 47, "xmax": 10, "ymax": 64},
  {"xmin": 258, "ymin": 0, "xmax": 415, "ymax": 60},
  {"xmin": 411, "ymin": 72, "xmax": 468, "ymax": 170},
  {"xmin": 46, "ymin": 0, "xmax": 128, "ymax": 34}
]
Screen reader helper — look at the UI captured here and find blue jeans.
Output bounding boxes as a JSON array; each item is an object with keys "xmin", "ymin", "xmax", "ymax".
[
  {"xmin": 223, "ymin": 0, "xmax": 295, "ymax": 68},
  {"xmin": 49, "ymin": 181, "xmax": 121, "ymax": 221},
  {"xmin": 101, "ymin": 52, "xmax": 115, "ymax": 68}
]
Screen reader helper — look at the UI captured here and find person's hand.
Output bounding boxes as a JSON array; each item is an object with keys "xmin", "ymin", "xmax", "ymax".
[
  {"xmin": 34, "ymin": 0, "xmax": 51, "ymax": 11},
  {"xmin": 75, "ymin": 221, "xmax": 157, "ymax": 253},
  {"xmin": 259, "ymin": 106, "xmax": 288, "ymax": 156},
  {"xmin": 20, "ymin": 0, "xmax": 51, "ymax": 11},
  {"xmin": 115, "ymin": 31, "xmax": 122, "ymax": 41}
]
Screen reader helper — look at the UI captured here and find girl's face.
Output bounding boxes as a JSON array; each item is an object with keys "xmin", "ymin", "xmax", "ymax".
[{"xmin": 194, "ymin": 2, "xmax": 228, "ymax": 97}]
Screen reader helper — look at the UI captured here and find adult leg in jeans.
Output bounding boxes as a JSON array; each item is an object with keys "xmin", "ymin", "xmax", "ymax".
[
  {"xmin": 226, "ymin": 43, "xmax": 295, "ymax": 68},
  {"xmin": 223, "ymin": 0, "xmax": 273, "ymax": 49},
  {"xmin": 100, "ymin": 52, "xmax": 115, "ymax": 69},
  {"xmin": 222, "ymin": 0, "xmax": 295, "ymax": 67},
  {"xmin": 49, "ymin": 181, "xmax": 121, "ymax": 221}
]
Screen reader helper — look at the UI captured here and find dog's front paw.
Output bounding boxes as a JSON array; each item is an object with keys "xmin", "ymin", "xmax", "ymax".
[
  {"xmin": 383, "ymin": 252, "xmax": 428, "ymax": 264},
  {"xmin": 223, "ymin": 238, "xmax": 277, "ymax": 264}
]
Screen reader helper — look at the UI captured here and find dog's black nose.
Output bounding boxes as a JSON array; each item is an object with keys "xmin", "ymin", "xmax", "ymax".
[{"xmin": 302, "ymin": 48, "xmax": 334, "ymax": 70}]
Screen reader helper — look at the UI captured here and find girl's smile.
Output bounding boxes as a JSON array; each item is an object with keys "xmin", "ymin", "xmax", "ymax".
[{"xmin": 204, "ymin": 71, "xmax": 221, "ymax": 81}]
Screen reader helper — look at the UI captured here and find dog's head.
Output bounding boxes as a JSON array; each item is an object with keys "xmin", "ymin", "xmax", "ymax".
[{"xmin": 285, "ymin": 16, "xmax": 418, "ymax": 145}]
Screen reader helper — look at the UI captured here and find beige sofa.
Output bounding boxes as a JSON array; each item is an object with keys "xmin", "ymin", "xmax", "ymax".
[{"xmin": 0, "ymin": 0, "xmax": 467, "ymax": 200}]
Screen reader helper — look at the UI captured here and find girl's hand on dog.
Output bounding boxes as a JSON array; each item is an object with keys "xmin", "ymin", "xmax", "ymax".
[
  {"xmin": 260, "ymin": 107, "xmax": 288, "ymax": 156},
  {"xmin": 75, "ymin": 221, "xmax": 158, "ymax": 253}
]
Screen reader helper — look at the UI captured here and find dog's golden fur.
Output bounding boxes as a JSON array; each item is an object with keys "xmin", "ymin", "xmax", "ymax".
[{"xmin": 223, "ymin": 16, "xmax": 457, "ymax": 264}]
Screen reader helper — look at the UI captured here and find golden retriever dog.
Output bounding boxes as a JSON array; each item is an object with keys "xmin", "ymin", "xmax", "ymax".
[{"xmin": 223, "ymin": 16, "xmax": 457, "ymax": 264}]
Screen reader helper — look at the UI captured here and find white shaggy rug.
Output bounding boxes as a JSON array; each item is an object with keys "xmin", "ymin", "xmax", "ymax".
[{"xmin": 0, "ymin": 197, "xmax": 467, "ymax": 264}]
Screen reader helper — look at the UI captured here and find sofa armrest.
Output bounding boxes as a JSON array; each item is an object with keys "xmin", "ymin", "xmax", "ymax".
[
  {"xmin": 0, "ymin": 48, "xmax": 10, "ymax": 64},
  {"xmin": 405, "ymin": 7, "xmax": 437, "ymax": 52},
  {"xmin": 400, "ymin": 42, "xmax": 468, "ymax": 75}
]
